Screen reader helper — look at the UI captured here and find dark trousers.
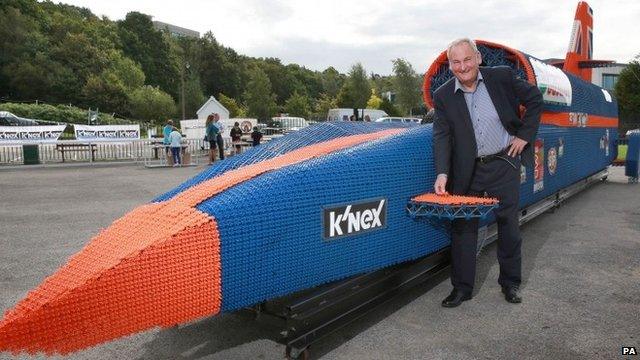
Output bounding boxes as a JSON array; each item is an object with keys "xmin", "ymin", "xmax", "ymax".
[
  {"xmin": 451, "ymin": 156, "xmax": 522, "ymax": 294},
  {"xmin": 216, "ymin": 133, "xmax": 225, "ymax": 160},
  {"xmin": 171, "ymin": 147, "xmax": 181, "ymax": 165}
]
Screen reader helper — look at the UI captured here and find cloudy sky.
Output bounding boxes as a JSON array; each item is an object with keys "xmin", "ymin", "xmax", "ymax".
[{"xmin": 58, "ymin": 0, "xmax": 638, "ymax": 75}]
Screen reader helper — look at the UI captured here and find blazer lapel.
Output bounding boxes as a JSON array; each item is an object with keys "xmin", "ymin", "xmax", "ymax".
[
  {"xmin": 453, "ymin": 90, "xmax": 477, "ymax": 151},
  {"xmin": 480, "ymin": 68, "xmax": 510, "ymax": 127}
]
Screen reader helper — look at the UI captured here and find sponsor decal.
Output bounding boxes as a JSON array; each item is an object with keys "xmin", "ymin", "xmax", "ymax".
[
  {"xmin": 520, "ymin": 165, "xmax": 527, "ymax": 184},
  {"xmin": 534, "ymin": 139, "xmax": 544, "ymax": 193},
  {"xmin": 529, "ymin": 57, "xmax": 573, "ymax": 106},
  {"xmin": 0, "ymin": 125, "xmax": 66, "ymax": 143},
  {"xmin": 241, "ymin": 121, "xmax": 253, "ymax": 133},
  {"xmin": 323, "ymin": 198, "xmax": 387, "ymax": 239},
  {"xmin": 74, "ymin": 125, "xmax": 140, "ymax": 141},
  {"xmin": 548, "ymin": 147, "xmax": 558, "ymax": 175},
  {"xmin": 604, "ymin": 129, "xmax": 610, "ymax": 156},
  {"xmin": 569, "ymin": 112, "xmax": 588, "ymax": 127},
  {"xmin": 558, "ymin": 138, "xmax": 565, "ymax": 157}
]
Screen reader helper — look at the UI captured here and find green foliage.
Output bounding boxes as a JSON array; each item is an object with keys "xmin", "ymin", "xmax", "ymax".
[
  {"xmin": 0, "ymin": 102, "xmax": 117, "ymax": 124},
  {"xmin": 244, "ymin": 67, "xmax": 277, "ymax": 122},
  {"xmin": 0, "ymin": 0, "xmax": 377, "ymax": 125},
  {"xmin": 366, "ymin": 90, "xmax": 383, "ymax": 109},
  {"xmin": 337, "ymin": 63, "xmax": 371, "ymax": 109},
  {"xmin": 392, "ymin": 58, "xmax": 422, "ymax": 116},
  {"xmin": 117, "ymin": 12, "xmax": 179, "ymax": 98},
  {"xmin": 615, "ymin": 56, "xmax": 640, "ymax": 134},
  {"xmin": 217, "ymin": 93, "xmax": 246, "ymax": 118},
  {"xmin": 379, "ymin": 97, "xmax": 401, "ymax": 117},
  {"xmin": 314, "ymin": 93, "xmax": 338, "ymax": 120},
  {"xmin": 285, "ymin": 91, "xmax": 311, "ymax": 118},
  {"xmin": 128, "ymin": 85, "xmax": 176, "ymax": 124}
]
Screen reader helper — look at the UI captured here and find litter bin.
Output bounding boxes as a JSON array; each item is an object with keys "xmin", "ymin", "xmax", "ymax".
[{"xmin": 23, "ymin": 144, "xmax": 40, "ymax": 165}]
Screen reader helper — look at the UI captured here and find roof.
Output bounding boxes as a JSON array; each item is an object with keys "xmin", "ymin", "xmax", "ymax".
[{"xmin": 196, "ymin": 96, "xmax": 230, "ymax": 117}]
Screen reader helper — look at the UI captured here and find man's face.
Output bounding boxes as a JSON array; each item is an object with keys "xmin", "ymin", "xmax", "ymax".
[{"xmin": 449, "ymin": 43, "xmax": 481, "ymax": 86}]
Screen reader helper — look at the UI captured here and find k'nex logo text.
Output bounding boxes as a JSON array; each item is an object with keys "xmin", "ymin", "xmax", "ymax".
[{"xmin": 323, "ymin": 199, "xmax": 387, "ymax": 239}]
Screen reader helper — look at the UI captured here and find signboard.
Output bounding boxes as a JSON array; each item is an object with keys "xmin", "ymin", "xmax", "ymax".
[
  {"xmin": 533, "ymin": 139, "xmax": 545, "ymax": 193},
  {"xmin": 529, "ymin": 57, "xmax": 573, "ymax": 106},
  {"xmin": 0, "ymin": 125, "xmax": 66, "ymax": 143},
  {"xmin": 74, "ymin": 125, "xmax": 140, "ymax": 141},
  {"xmin": 323, "ymin": 198, "xmax": 387, "ymax": 239}
]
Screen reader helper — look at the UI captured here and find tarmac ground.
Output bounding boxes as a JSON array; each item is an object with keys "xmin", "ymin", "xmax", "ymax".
[{"xmin": 0, "ymin": 163, "xmax": 638, "ymax": 360}]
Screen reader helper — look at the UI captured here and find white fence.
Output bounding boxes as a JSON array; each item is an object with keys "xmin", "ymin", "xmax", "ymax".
[{"xmin": 0, "ymin": 139, "xmax": 211, "ymax": 165}]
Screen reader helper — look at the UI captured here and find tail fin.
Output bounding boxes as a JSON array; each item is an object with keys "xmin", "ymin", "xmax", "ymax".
[{"xmin": 563, "ymin": 2, "xmax": 594, "ymax": 81}]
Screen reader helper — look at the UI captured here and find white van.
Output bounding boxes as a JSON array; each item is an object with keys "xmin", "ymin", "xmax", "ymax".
[{"xmin": 326, "ymin": 108, "xmax": 388, "ymax": 122}]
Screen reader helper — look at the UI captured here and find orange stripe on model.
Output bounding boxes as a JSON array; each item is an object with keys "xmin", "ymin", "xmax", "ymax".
[
  {"xmin": 542, "ymin": 112, "xmax": 618, "ymax": 128},
  {"xmin": 0, "ymin": 128, "xmax": 406, "ymax": 355},
  {"xmin": 173, "ymin": 128, "xmax": 407, "ymax": 207}
]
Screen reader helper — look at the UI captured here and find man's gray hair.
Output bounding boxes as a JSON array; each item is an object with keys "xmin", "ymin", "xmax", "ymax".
[{"xmin": 446, "ymin": 38, "xmax": 479, "ymax": 59}]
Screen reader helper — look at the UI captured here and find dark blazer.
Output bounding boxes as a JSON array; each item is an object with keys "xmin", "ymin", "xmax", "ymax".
[{"xmin": 433, "ymin": 66, "xmax": 542, "ymax": 194}]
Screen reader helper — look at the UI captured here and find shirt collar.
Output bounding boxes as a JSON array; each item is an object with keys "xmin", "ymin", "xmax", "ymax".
[{"xmin": 454, "ymin": 70, "xmax": 483, "ymax": 93}]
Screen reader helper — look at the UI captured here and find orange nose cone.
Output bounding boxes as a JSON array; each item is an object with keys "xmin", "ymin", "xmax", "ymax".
[{"xmin": 0, "ymin": 201, "xmax": 222, "ymax": 355}]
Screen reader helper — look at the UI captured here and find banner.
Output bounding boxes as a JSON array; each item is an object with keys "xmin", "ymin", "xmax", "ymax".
[
  {"xmin": 0, "ymin": 125, "xmax": 66, "ymax": 143},
  {"xmin": 74, "ymin": 124, "xmax": 140, "ymax": 141}
]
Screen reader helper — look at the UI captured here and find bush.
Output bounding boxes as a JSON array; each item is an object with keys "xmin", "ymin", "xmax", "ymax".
[{"xmin": 0, "ymin": 102, "xmax": 119, "ymax": 124}]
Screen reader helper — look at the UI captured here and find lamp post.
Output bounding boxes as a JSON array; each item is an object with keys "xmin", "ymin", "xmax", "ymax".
[{"xmin": 181, "ymin": 62, "xmax": 190, "ymax": 120}]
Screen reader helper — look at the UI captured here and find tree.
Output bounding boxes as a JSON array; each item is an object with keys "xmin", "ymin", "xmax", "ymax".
[
  {"xmin": 615, "ymin": 55, "xmax": 640, "ymax": 134},
  {"xmin": 285, "ymin": 91, "xmax": 311, "ymax": 118},
  {"xmin": 218, "ymin": 93, "xmax": 246, "ymax": 118},
  {"xmin": 244, "ymin": 67, "xmax": 277, "ymax": 122},
  {"xmin": 117, "ymin": 12, "xmax": 179, "ymax": 97},
  {"xmin": 336, "ymin": 63, "xmax": 371, "ymax": 109},
  {"xmin": 392, "ymin": 58, "xmax": 422, "ymax": 115},
  {"xmin": 379, "ymin": 97, "xmax": 401, "ymax": 117},
  {"xmin": 129, "ymin": 85, "xmax": 176, "ymax": 123},
  {"xmin": 314, "ymin": 93, "xmax": 337, "ymax": 120},
  {"xmin": 321, "ymin": 67, "xmax": 343, "ymax": 98},
  {"xmin": 366, "ymin": 90, "xmax": 383, "ymax": 109}
]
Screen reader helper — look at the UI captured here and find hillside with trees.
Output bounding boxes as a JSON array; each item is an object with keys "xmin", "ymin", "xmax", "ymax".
[{"xmin": 0, "ymin": 0, "xmax": 426, "ymax": 125}]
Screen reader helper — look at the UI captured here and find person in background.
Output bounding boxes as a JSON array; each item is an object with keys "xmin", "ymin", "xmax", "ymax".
[
  {"xmin": 169, "ymin": 127, "xmax": 183, "ymax": 167},
  {"xmin": 251, "ymin": 126, "xmax": 263, "ymax": 146},
  {"xmin": 212, "ymin": 113, "xmax": 225, "ymax": 160},
  {"xmin": 230, "ymin": 121, "xmax": 243, "ymax": 155},
  {"xmin": 163, "ymin": 119, "xmax": 174, "ymax": 154},
  {"xmin": 205, "ymin": 114, "xmax": 219, "ymax": 165}
]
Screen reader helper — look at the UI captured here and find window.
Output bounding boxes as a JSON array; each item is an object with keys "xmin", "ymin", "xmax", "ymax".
[{"xmin": 602, "ymin": 74, "xmax": 618, "ymax": 91}]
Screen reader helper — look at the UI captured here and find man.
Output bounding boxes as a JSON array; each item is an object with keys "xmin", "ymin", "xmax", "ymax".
[
  {"xmin": 432, "ymin": 38, "xmax": 542, "ymax": 307},
  {"xmin": 230, "ymin": 121, "xmax": 243, "ymax": 155}
]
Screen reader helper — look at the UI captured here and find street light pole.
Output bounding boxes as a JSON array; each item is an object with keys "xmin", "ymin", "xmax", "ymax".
[
  {"xmin": 181, "ymin": 62, "xmax": 191, "ymax": 120},
  {"xmin": 181, "ymin": 65, "xmax": 185, "ymax": 120}
]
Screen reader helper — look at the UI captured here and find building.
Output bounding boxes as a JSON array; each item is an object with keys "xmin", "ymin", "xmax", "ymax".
[
  {"xmin": 152, "ymin": 21, "xmax": 199, "ymax": 38},
  {"xmin": 590, "ymin": 63, "xmax": 626, "ymax": 91},
  {"xmin": 545, "ymin": 58, "xmax": 627, "ymax": 92},
  {"xmin": 196, "ymin": 96, "xmax": 230, "ymax": 120}
]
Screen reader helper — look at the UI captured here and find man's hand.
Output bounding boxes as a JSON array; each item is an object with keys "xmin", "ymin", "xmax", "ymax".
[
  {"xmin": 507, "ymin": 137, "xmax": 528, "ymax": 157},
  {"xmin": 434, "ymin": 174, "xmax": 448, "ymax": 195}
]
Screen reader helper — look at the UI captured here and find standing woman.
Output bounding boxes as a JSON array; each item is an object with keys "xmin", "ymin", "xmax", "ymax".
[
  {"xmin": 212, "ymin": 113, "xmax": 225, "ymax": 160},
  {"xmin": 205, "ymin": 114, "xmax": 219, "ymax": 165}
]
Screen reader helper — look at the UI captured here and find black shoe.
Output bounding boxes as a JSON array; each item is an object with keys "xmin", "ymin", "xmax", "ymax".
[
  {"xmin": 502, "ymin": 286, "xmax": 522, "ymax": 304},
  {"xmin": 441, "ymin": 289, "xmax": 472, "ymax": 308}
]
